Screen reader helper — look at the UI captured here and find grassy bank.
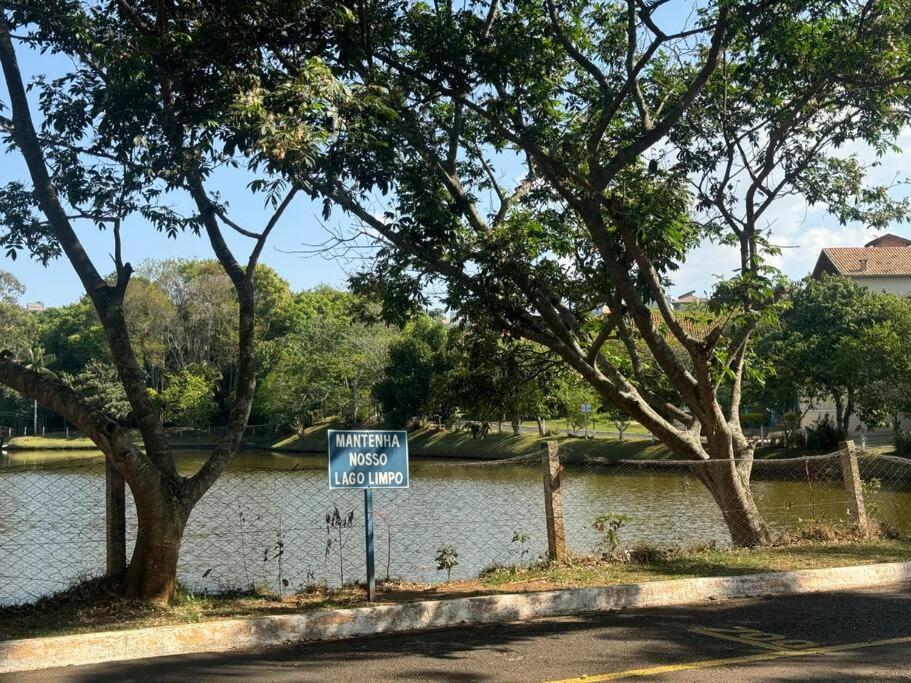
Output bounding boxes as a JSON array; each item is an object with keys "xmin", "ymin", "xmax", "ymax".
[
  {"xmin": 4, "ymin": 435, "xmax": 97, "ymax": 450},
  {"xmin": 8, "ymin": 421, "xmax": 889, "ymax": 461},
  {"xmin": 270, "ymin": 420, "xmax": 820, "ymax": 461},
  {"xmin": 2, "ymin": 537, "xmax": 908, "ymax": 641},
  {"xmin": 271, "ymin": 420, "xmax": 673, "ymax": 460}
]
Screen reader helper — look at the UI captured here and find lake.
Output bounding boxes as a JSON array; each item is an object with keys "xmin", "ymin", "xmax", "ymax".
[{"xmin": 2, "ymin": 449, "xmax": 910, "ymax": 605}]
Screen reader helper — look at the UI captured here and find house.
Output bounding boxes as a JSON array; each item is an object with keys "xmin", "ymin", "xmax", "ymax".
[
  {"xmin": 670, "ymin": 290, "xmax": 705, "ymax": 310},
  {"xmin": 812, "ymin": 233, "xmax": 911, "ymax": 297}
]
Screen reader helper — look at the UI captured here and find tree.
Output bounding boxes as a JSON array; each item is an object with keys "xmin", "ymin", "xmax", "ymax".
[
  {"xmin": 20, "ymin": 345, "xmax": 55, "ymax": 434},
  {"xmin": 35, "ymin": 297, "xmax": 107, "ymax": 375},
  {"xmin": 158, "ymin": 369, "xmax": 217, "ymax": 429},
  {"xmin": 0, "ymin": 3, "xmax": 338, "ymax": 602},
  {"xmin": 0, "ymin": 270, "xmax": 37, "ymax": 358},
  {"xmin": 446, "ymin": 332, "xmax": 565, "ymax": 435},
  {"xmin": 123, "ymin": 277, "xmax": 173, "ymax": 391},
  {"xmin": 373, "ymin": 315, "xmax": 458, "ymax": 427},
  {"xmin": 63, "ymin": 359, "xmax": 130, "ymax": 421},
  {"xmin": 604, "ymin": 406, "xmax": 632, "ymax": 441},
  {"xmin": 243, "ymin": 0, "xmax": 911, "ymax": 546},
  {"xmin": 762, "ymin": 276, "xmax": 902, "ymax": 433},
  {"xmin": 257, "ymin": 289, "xmax": 395, "ymax": 430}
]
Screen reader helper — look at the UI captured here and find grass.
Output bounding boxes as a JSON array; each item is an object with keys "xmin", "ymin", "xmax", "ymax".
[
  {"xmin": 10, "ymin": 422, "xmax": 900, "ymax": 462},
  {"xmin": 2, "ymin": 536, "xmax": 908, "ymax": 642},
  {"xmin": 270, "ymin": 420, "xmax": 674, "ymax": 460},
  {"xmin": 5, "ymin": 434, "xmax": 97, "ymax": 450},
  {"xmin": 479, "ymin": 538, "xmax": 911, "ymax": 588}
]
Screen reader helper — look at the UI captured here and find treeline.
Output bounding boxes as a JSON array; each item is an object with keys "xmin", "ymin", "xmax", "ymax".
[
  {"xmin": 3, "ymin": 266, "xmax": 911, "ymax": 444},
  {"xmin": 0, "ymin": 260, "xmax": 600, "ymax": 435}
]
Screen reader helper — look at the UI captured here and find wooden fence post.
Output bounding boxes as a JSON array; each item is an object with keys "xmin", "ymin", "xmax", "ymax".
[
  {"xmin": 106, "ymin": 460, "xmax": 127, "ymax": 575},
  {"xmin": 542, "ymin": 441, "xmax": 568, "ymax": 563},
  {"xmin": 838, "ymin": 439, "xmax": 869, "ymax": 535}
]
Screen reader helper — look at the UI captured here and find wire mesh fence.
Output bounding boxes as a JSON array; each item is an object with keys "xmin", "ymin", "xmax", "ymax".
[{"xmin": 2, "ymin": 445, "xmax": 911, "ymax": 606}]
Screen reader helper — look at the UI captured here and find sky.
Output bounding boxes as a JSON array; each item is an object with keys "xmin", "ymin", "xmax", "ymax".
[{"xmin": 1, "ymin": 12, "xmax": 910, "ymax": 308}]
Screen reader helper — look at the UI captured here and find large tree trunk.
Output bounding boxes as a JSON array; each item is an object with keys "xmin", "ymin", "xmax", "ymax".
[
  {"xmin": 536, "ymin": 416, "xmax": 546, "ymax": 436},
  {"xmin": 124, "ymin": 490, "xmax": 189, "ymax": 605},
  {"xmin": 694, "ymin": 456, "xmax": 771, "ymax": 548}
]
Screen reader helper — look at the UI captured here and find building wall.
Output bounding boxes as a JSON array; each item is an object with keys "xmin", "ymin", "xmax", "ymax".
[
  {"xmin": 850, "ymin": 276, "xmax": 911, "ymax": 297},
  {"xmin": 799, "ymin": 400, "xmax": 911, "ymax": 433}
]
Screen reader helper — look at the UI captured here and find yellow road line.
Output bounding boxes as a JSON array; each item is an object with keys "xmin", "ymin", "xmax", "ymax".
[
  {"xmin": 546, "ymin": 635, "xmax": 911, "ymax": 682},
  {"xmin": 689, "ymin": 626, "xmax": 817, "ymax": 651}
]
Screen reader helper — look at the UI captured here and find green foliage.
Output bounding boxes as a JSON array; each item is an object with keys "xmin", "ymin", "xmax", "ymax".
[
  {"xmin": 35, "ymin": 299, "xmax": 108, "ymax": 375},
  {"xmin": 861, "ymin": 478, "xmax": 882, "ymax": 518},
  {"xmin": 804, "ymin": 415, "xmax": 845, "ymax": 452},
  {"xmin": 373, "ymin": 315, "xmax": 457, "ymax": 427},
  {"xmin": 510, "ymin": 531, "xmax": 532, "ymax": 565},
  {"xmin": 257, "ymin": 288, "xmax": 394, "ymax": 430},
  {"xmin": 894, "ymin": 430, "xmax": 911, "ymax": 459},
  {"xmin": 62, "ymin": 360, "xmax": 130, "ymax": 421},
  {"xmin": 592, "ymin": 513, "xmax": 631, "ymax": 557},
  {"xmin": 159, "ymin": 370, "xmax": 217, "ymax": 429},
  {"xmin": 0, "ymin": 272, "xmax": 38, "ymax": 358},
  {"xmin": 739, "ymin": 413, "xmax": 768, "ymax": 429},
  {"xmin": 603, "ymin": 406, "xmax": 632, "ymax": 439},
  {"xmin": 435, "ymin": 544, "xmax": 459, "ymax": 580},
  {"xmin": 759, "ymin": 276, "xmax": 911, "ymax": 432}
]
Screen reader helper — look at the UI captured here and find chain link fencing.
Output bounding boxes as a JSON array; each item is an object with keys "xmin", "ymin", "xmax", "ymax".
[{"xmin": 2, "ymin": 445, "xmax": 911, "ymax": 606}]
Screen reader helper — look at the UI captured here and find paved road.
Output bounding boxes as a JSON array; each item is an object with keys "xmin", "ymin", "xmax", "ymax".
[{"xmin": 9, "ymin": 585, "xmax": 911, "ymax": 681}]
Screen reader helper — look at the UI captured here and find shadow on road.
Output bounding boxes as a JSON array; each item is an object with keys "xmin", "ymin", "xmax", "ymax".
[{"xmin": 10, "ymin": 587, "xmax": 911, "ymax": 682}]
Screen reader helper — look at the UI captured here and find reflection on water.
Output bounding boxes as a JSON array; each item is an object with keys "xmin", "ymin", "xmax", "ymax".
[{"xmin": 2, "ymin": 449, "xmax": 910, "ymax": 605}]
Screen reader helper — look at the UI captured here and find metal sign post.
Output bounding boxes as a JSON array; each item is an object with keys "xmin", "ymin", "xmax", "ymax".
[
  {"xmin": 364, "ymin": 488, "xmax": 375, "ymax": 600},
  {"xmin": 328, "ymin": 430, "xmax": 409, "ymax": 602},
  {"xmin": 581, "ymin": 403, "xmax": 592, "ymax": 438}
]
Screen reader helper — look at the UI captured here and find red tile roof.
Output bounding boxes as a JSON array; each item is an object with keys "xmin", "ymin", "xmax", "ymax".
[{"xmin": 814, "ymin": 247, "xmax": 911, "ymax": 277}]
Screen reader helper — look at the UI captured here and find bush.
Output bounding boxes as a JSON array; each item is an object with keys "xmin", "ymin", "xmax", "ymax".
[
  {"xmin": 894, "ymin": 429, "xmax": 911, "ymax": 457},
  {"xmin": 804, "ymin": 414, "xmax": 845, "ymax": 451},
  {"xmin": 739, "ymin": 412, "xmax": 768, "ymax": 429}
]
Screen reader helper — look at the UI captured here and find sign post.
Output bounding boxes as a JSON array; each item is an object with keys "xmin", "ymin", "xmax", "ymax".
[
  {"xmin": 581, "ymin": 403, "xmax": 592, "ymax": 438},
  {"xmin": 328, "ymin": 429, "xmax": 409, "ymax": 601}
]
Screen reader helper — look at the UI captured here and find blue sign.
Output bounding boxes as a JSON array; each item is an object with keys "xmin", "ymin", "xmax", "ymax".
[{"xmin": 328, "ymin": 430, "xmax": 410, "ymax": 489}]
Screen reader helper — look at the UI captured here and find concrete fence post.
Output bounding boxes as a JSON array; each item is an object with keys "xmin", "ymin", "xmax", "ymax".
[
  {"xmin": 838, "ymin": 439, "xmax": 869, "ymax": 534},
  {"xmin": 105, "ymin": 460, "xmax": 127, "ymax": 575},
  {"xmin": 542, "ymin": 441, "xmax": 568, "ymax": 563}
]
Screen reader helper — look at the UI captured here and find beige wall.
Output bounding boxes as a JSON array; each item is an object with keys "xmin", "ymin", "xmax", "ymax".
[
  {"xmin": 851, "ymin": 276, "xmax": 911, "ymax": 297},
  {"xmin": 799, "ymin": 400, "xmax": 911, "ymax": 433}
]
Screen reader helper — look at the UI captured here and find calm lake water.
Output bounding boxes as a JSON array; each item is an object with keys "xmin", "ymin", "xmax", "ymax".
[{"xmin": 2, "ymin": 449, "xmax": 910, "ymax": 605}]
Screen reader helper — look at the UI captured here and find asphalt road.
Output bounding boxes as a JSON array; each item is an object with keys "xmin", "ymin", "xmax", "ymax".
[{"xmin": 8, "ymin": 585, "xmax": 911, "ymax": 682}]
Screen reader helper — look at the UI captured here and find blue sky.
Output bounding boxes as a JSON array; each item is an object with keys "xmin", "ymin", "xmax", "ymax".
[
  {"xmin": 0, "ymin": 43, "xmax": 351, "ymax": 306},
  {"xmin": 2, "ymin": 12, "xmax": 910, "ymax": 307}
]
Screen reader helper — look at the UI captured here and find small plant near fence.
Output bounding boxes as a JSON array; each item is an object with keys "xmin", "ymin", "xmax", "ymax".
[
  {"xmin": 509, "ymin": 530, "xmax": 532, "ymax": 565},
  {"xmin": 435, "ymin": 544, "xmax": 460, "ymax": 580},
  {"xmin": 862, "ymin": 478, "xmax": 882, "ymax": 518},
  {"xmin": 592, "ymin": 513, "xmax": 631, "ymax": 560},
  {"xmin": 325, "ymin": 506, "xmax": 356, "ymax": 585}
]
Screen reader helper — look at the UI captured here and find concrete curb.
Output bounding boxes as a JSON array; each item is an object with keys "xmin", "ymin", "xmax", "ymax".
[{"xmin": 2, "ymin": 561, "xmax": 910, "ymax": 674}]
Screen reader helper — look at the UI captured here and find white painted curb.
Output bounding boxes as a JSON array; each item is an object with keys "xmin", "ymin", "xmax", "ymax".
[{"xmin": 2, "ymin": 561, "xmax": 910, "ymax": 674}]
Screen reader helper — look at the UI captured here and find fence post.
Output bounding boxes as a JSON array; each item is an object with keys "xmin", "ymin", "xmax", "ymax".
[
  {"xmin": 838, "ymin": 440, "xmax": 869, "ymax": 534},
  {"xmin": 542, "ymin": 441, "xmax": 568, "ymax": 563},
  {"xmin": 106, "ymin": 460, "xmax": 127, "ymax": 575}
]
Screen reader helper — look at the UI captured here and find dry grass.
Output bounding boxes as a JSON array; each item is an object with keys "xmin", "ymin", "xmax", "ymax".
[{"xmin": 2, "ymin": 535, "xmax": 909, "ymax": 642}]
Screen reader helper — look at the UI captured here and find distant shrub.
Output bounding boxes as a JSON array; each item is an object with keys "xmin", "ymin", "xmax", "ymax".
[
  {"xmin": 804, "ymin": 414, "xmax": 845, "ymax": 451},
  {"xmin": 739, "ymin": 412, "xmax": 768, "ymax": 429},
  {"xmin": 894, "ymin": 429, "xmax": 911, "ymax": 457}
]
